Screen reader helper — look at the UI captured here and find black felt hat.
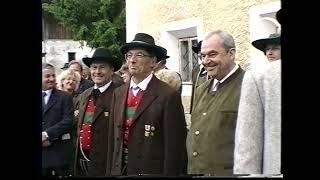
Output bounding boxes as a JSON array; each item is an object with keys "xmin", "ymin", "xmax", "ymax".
[
  {"xmin": 82, "ymin": 47, "xmax": 122, "ymax": 71},
  {"xmin": 120, "ymin": 33, "xmax": 165, "ymax": 62},
  {"xmin": 252, "ymin": 33, "xmax": 281, "ymax": 52}
]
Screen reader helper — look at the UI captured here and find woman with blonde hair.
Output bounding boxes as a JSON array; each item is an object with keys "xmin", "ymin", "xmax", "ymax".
[
  {"xmin": 56, "ymin": 68, "xmax": 82, "ymax": 176},
  {"xmin": 57, "ymin": 69, "xmax": 81, "ymax": 96}
]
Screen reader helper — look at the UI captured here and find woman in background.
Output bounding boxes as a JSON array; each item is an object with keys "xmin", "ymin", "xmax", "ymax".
[{"xmin": 56, "ymin": 69, "xmax": 82, "ymax": 176}]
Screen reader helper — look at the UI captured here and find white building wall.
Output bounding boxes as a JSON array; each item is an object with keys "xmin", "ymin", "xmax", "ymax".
[
  {"xmin": 125, "ymin": 0, "xmax": 141, "ymax": 42},
  {"xmin": 42, "ymin": 40, "xmax": 94, "ymax": 75},
  {"xmin": 249, "ymin": 1, "xmax": 281, "ymax": 72}
]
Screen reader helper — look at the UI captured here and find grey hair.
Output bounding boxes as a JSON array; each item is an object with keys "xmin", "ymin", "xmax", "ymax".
[
  {"xmin": 204, "ymin": 30, "xmax": 236, "ymax": 50},
  {"xmin": 42, "ymin": 62, "xmax": 55, "ymax": 71},
  {"xmin": 69, "ymin": 60, "xmax": 83, "ymax": 71}
]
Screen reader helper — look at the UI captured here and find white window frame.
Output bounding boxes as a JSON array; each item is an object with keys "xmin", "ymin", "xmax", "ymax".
[{"xmin": 178, "ymin": 37, "xmax": 198, "ymax": 84}]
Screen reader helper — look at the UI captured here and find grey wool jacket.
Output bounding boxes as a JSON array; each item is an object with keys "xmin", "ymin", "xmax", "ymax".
[{"xmin": 233, "ymin": 60, "xmax": 281, "ymax": 175}]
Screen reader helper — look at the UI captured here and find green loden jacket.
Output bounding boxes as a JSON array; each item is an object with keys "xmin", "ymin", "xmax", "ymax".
[{"xmin": 187, "ymin": 67, "xmax": 245, "ymax": 176}]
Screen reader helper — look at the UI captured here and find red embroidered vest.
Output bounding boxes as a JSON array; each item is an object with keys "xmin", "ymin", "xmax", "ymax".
[
  {"xmin": 79, "ymin": 96, "xmax": 96, "ymax": 151},
  {"xmin": 122, "ymin": 89, "xmax": 144, "ymax": 166},
  {"xmin": 123, "ymin": 89, "xmax": 144, "ymax": 145}
]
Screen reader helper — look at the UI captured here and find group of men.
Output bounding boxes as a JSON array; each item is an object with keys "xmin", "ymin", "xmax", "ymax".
[
  {"xmin": 42, "ymin": 33, "xmax": 186, "ymax": 177},
  {"xmin": 42, "ymin": 15, "xmax": 282, "ymax": 177}
]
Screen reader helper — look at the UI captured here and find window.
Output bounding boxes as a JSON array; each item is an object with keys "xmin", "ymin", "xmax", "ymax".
[{"xmin": 179, "ymin": 37, "xmax": 198, "ymax": 83}]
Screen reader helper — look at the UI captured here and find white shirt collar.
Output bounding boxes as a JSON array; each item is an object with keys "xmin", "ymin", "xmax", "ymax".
[
  {"xmin": 130, "ymin": 73, "xmax": 153, "ymax": 91},
  {"xmin": 42, "ymin": 89, "xmax": 53, "ymax": 104},
  {"xmin": 94, "ymin": 81, "xmax": 112, "ymax": 93},
  {"xmin": 211, "ymin": 64, "xmax": 239, "ymax": 91},
  {"xmin": 43, "ymin": 89, "xmax": 53, "ymax": 97}
]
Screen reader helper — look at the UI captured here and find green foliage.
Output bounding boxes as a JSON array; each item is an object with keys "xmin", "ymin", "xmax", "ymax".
[{"xmin": 43, "ymin": 0, "xmax": 126, "ymax": 59}]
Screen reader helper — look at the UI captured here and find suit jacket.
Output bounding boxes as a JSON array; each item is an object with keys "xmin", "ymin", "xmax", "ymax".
[
  {"xmin": 42, "ymin": 88, "xmax": 74, "ymax": 168},
  {"xmin": 74, "ymin": 82, "xmax": 121, "ymax": 176},
  {"xmin": 234, "ymin": 61, "xmax": 281, "ymax": 175},
  {"xmin": 108, "ymin": 76, "xmax": 187, "ymax": 176},
  {"xmin": 75, "ymin": 78, "xmax": 94, "ymax": 96}
]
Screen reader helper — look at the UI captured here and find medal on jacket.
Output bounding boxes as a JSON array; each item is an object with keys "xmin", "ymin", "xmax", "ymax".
[
  {"xmin": 145, "ymin": 124, "xmax": 151, "ymax": 137},
  {"xmin": 150, "ymin": 126, "xmax": 155, "ymax": 136},
  {"xmin": 144, "ymin": 125, "xmax": 156, "ymax": 137}
]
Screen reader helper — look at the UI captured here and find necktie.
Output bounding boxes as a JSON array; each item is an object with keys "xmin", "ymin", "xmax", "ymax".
[
  {"xmin": 42, "ymin": 92, "xmax": 47, "ymax": 108},
  {"xmin": 131, "ymin": 86, "xmax": 140, "ymax": 96},
  {"xmin": 92, "ymin": 89, "xmax": 101, "ymax": 104}
]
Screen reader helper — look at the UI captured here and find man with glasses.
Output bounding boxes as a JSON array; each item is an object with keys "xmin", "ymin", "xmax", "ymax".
[
  {"xmin": 108, "ymin": 33, "xmax": 187, "ymax": 176},
  {"xmin": 186, "ymin": 30, "xmax": 245, "ymax": 176}
]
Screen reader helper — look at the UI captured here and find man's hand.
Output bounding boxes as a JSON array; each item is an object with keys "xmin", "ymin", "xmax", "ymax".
[
  {"xmin": 42, "ymin": 139, "xmax": 51, "ymax": 147},
  {"xmin": 42, "ymin": 131, "xmax": 49, "ymax": 142}
]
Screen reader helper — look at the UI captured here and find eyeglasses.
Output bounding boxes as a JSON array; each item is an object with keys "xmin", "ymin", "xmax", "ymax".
[{"xmin": 125, "ymin": 52, "xmax": 152, "ymax": 60}]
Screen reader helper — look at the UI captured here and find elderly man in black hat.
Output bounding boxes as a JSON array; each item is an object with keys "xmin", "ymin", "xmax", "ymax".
[
  {"xmin": 252, "ymin": 33, "xmax": 281, "ymax": 62},
  {"xmin": 108, "ymin": 33, "xmax": 187, "ymax": 176},
  {"xmin": 73, "ymin": 47, "xmax": 122, "ymax": 176}
]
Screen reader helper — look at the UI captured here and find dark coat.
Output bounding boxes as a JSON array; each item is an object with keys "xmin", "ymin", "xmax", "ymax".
[
  {"xmin": 112, "ymin": 73, "xmax": 124, "ymax": 85},
  {"xmin": 42, "ymin": 88, "xmax": 74, "ymax": 168},
  {"xmin": 75, "ymin": 78, "xmax": 94, "ymax": 95},
  {"xmin": 74, "ymin": 82, "xmax": 121, "ymax": 176},
  {"xmin": 108, "ymin": 76, "xmax": 187, "ymax": 176}
]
